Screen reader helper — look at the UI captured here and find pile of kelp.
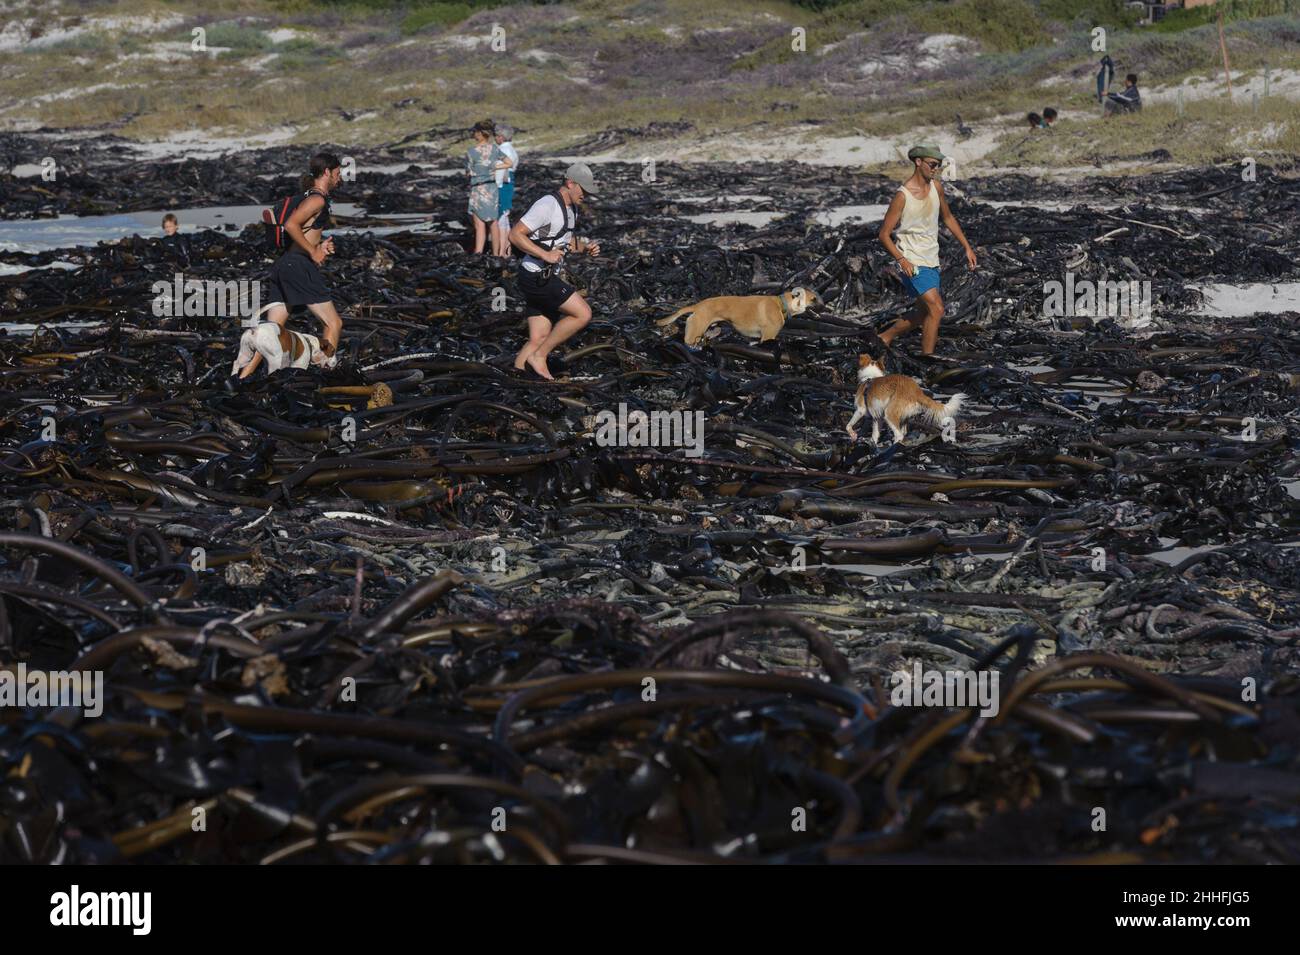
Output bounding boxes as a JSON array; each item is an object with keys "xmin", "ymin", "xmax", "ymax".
[{"xmin": 2, "ymin": 153, "xmax": 1300, "ymax": 864}]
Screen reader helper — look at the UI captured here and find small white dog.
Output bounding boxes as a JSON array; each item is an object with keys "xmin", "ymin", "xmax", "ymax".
[{"xmin": 230, "ymin": 304, "xmax": 337, "ymax": 377}]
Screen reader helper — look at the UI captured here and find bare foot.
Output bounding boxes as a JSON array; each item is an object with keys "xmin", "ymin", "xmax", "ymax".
[
  {"xmin": 513, "ymin": 344, "xmax": 537, "ymax": 371},
  {"xmin": 526, "ymin": 352, "xmax": 554, "ymax": 380}
]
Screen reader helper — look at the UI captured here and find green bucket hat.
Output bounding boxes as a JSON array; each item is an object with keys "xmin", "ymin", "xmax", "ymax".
[{"xmin": 907, "ymin": 143, "xmax": 946, "ymax": 162}]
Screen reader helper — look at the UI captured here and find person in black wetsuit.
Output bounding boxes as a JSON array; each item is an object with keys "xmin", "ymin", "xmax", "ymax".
[
  {"xmin": 239, "ymin": 152, "xmax": 344, "ymax": 379},
  {"xmin": 160, "ymin": 212, "xmax": 192, "ymax": 266}
]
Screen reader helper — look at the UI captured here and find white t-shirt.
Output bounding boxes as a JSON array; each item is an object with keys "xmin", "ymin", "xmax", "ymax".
[
  {"xmin": 494, "ymin": 142, "xmax": 519, "ymax": 187},
  {"xmin": 518, "ymin": 193, "xmax": 574, "ymax": 273}
]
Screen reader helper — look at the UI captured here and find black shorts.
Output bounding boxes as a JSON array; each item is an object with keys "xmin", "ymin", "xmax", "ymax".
[
  {"xmin": 266, "ymin": 252, "xmax": 331, "ymax": 308},
  {"xmin": 516, "ymin": 266, "xmax": 575, "ymax": 321}
]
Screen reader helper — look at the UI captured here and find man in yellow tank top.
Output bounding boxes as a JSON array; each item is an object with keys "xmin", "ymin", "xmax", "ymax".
[{"xmin": 876, "ymin": 144, "xmax": 978, "ymax": 356}]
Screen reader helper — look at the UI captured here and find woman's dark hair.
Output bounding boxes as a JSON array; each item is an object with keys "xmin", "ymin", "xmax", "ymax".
[
  {"xmin": 1027, "ymin": 112, "xmax": 1042, "ymax": 127},
  {"xmin": 301, "ymin": 152, "xmax": 342, "ymax": 190},
  {"xmin": 471, "ymin": 119, "xmax": 495, "ymax": 137}
]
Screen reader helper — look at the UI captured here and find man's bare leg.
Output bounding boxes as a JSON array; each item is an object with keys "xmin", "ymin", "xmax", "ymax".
[
  {"xmin": 524, "ymin": 293, "xmax": 591, "ymax": 381},
  {"xmin": 877, "ymin": 298, "xmax": 926, "ymax": 348},
  {"xmin": 514, "ymin": 314, "xmax": 552, "ymax": 370},
  {"xmin": 305, "ymin": 301, "xmax": 344, "ymax": 357},
  {"xmin": 918, "ymin": 290, "xmax": 944, "ymax": 355}
]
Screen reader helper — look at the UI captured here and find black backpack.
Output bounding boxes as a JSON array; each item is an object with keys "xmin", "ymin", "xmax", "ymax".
[
  {"xmin": 515, "ymin": 191, "xmax": 573, "ymax": 257},
  {"xmin": 262, "ymin": 189, "xmax": 328, "ymax": 251}
]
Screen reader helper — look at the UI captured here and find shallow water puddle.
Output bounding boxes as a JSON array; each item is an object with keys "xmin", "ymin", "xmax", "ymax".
[
  {"xmin": 0, "ymin": 203, "xmax": 364, "ymax": 252},
  {"xmin": 977, "ymin": 198, "xmax": 1198, "ymax": 214},
  {"xmin": 677, "ymin": 195, "xmax": 775, "ymax": 204},
  {"xmin": 1007, "ymin": 363, "xmax": 1056, "ymax": 374},
  {"xmin": 0, "ymin": 260, "xmax": 80, "ymax": 275},
  {"xmin": 1193, "ymin": 282, "xmax": 1300, "ymax": 318},
  {"xmin": 682, "ymin": 210, "xmax": 783, "ymax": 228},
  {"xmin": 1144, "ymin": 544, "xmax": 1224, "ymax": 565},
  {"xmin": 812, "ymin": 204, "xmax": 891, "ymax": 227},
  {"xmin": 774, "ymin": 562, "xmax": 917, "ymax": 577},
  {"xmin": 1, "ymin": 321, "xmax": 106, "ymax": 334}
]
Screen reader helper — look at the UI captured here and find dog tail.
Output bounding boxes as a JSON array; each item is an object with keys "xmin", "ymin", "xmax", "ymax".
[
  {"xmin": 656, "ymin": 305, "xmax": 693, "ymax": 329},
  {"xmin": 920, "ymin": 392, "xmax": 966, "ymax": 424}
]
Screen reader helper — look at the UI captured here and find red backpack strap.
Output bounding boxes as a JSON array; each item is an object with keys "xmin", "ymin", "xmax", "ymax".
[{"xmin": 274, "ymin": 196, "xmax": 295, "ymax": 246}]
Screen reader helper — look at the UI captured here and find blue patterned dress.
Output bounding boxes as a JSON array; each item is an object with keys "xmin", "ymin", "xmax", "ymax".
[{"xmin": 467, "ymin": 143, "xmax": 503, "ymax": 221}]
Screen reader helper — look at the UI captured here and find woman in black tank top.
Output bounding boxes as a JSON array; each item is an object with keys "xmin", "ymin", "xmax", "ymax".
[
  {"xmin": 238, "ymin": 153, "xmax": 346, "ymax": 379},
  {"xmin": 286, "ymin": 189, "xmax": 331, "ymax": 254}
]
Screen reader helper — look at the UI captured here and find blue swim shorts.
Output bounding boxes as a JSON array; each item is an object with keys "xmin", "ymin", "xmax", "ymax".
[
  {"xmin": 903, "ymin": 265, "xmax": 941, "ymax": 297},
  {"xmin": 499, "ymin": 181, "xmax": 516, "ymax": 216}
]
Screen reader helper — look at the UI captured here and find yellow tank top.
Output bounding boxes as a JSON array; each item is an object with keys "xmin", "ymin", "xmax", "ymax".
[{"xmin": 894, "ymin": 182, "xmax": 940, "ymax": 269}]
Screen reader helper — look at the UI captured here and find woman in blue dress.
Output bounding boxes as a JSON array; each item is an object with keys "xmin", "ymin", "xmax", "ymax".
[{"xmin": 466, "ymin": 120, "xmax": 504, "ymax": 255}]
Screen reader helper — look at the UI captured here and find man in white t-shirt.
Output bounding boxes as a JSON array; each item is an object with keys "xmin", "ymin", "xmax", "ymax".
[
  {"xmin": 508, "ymin": 162, "xmax": 601, "ymax": 380},
  {"xmin": 492, "ymin": 125, "xmax": 519, "ymax": 258}
]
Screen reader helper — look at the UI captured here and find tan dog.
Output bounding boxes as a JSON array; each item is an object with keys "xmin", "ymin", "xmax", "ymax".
[
  {"xmin": 847, "ymin": 355, "xmax": 965, "ymax": 444},
  {"xmin": 657, "ymin": 287, "xmax": 818, "ymax": 346}
]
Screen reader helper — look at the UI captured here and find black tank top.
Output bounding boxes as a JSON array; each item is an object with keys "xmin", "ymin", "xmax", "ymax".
[{"xmin": 288, "ymin": 190, "xmax": 331, "ymax": 255}]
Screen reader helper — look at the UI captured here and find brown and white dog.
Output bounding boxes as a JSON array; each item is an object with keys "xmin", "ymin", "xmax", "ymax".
[
  {"xmin": 847, "ymin": 355, "xmax": 966, "ymax": 444},
  {"xmin": 657, "ymin": 287, "xmax": 818, "ymax": 347},
  {"xmin": 231, "ymin": 319, "xmax": 336, "ymax": 377}
]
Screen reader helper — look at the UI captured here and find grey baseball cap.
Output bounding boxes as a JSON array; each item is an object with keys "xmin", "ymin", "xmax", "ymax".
[{"xmin": 564, "ymin": 161, "xmax": 599, "ymax": 198}]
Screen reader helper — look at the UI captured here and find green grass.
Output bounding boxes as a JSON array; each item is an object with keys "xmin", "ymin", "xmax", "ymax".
[
  {"xmin": 1153, "ymin": 0, "xmax": 1298, "ymax": 31},
  {"xmin": 1, "ymin": 0, "xmax": 1295, "ymax": 174},
  {"xmin": 911, "ymin": 0, "xmax": 1053, "ymax": 52},
  {"xmin": 203, "ymin": 22, "xmax": 274, "ymax": 52},
  {"xmin": 817, "ymin": 0, "xmax": 916, "ymax": 23},
  {"xmin": 1035, "ymin": 0, "xmax": 1141, "ymax": 27},
  {"xmin": 39, "ymin": 31, "xmax": 120, "ymax": 53},
  {"xmin": 982, "ymin": 95, "xmax": 1300, "ymax": 168},
  {"xmin": 737, "ymin": 0, "xmax": 1074, "ymax": 66},
  {"xmin": 401, "ymin": 3, "xmax": 481, "ymax": 34}
]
